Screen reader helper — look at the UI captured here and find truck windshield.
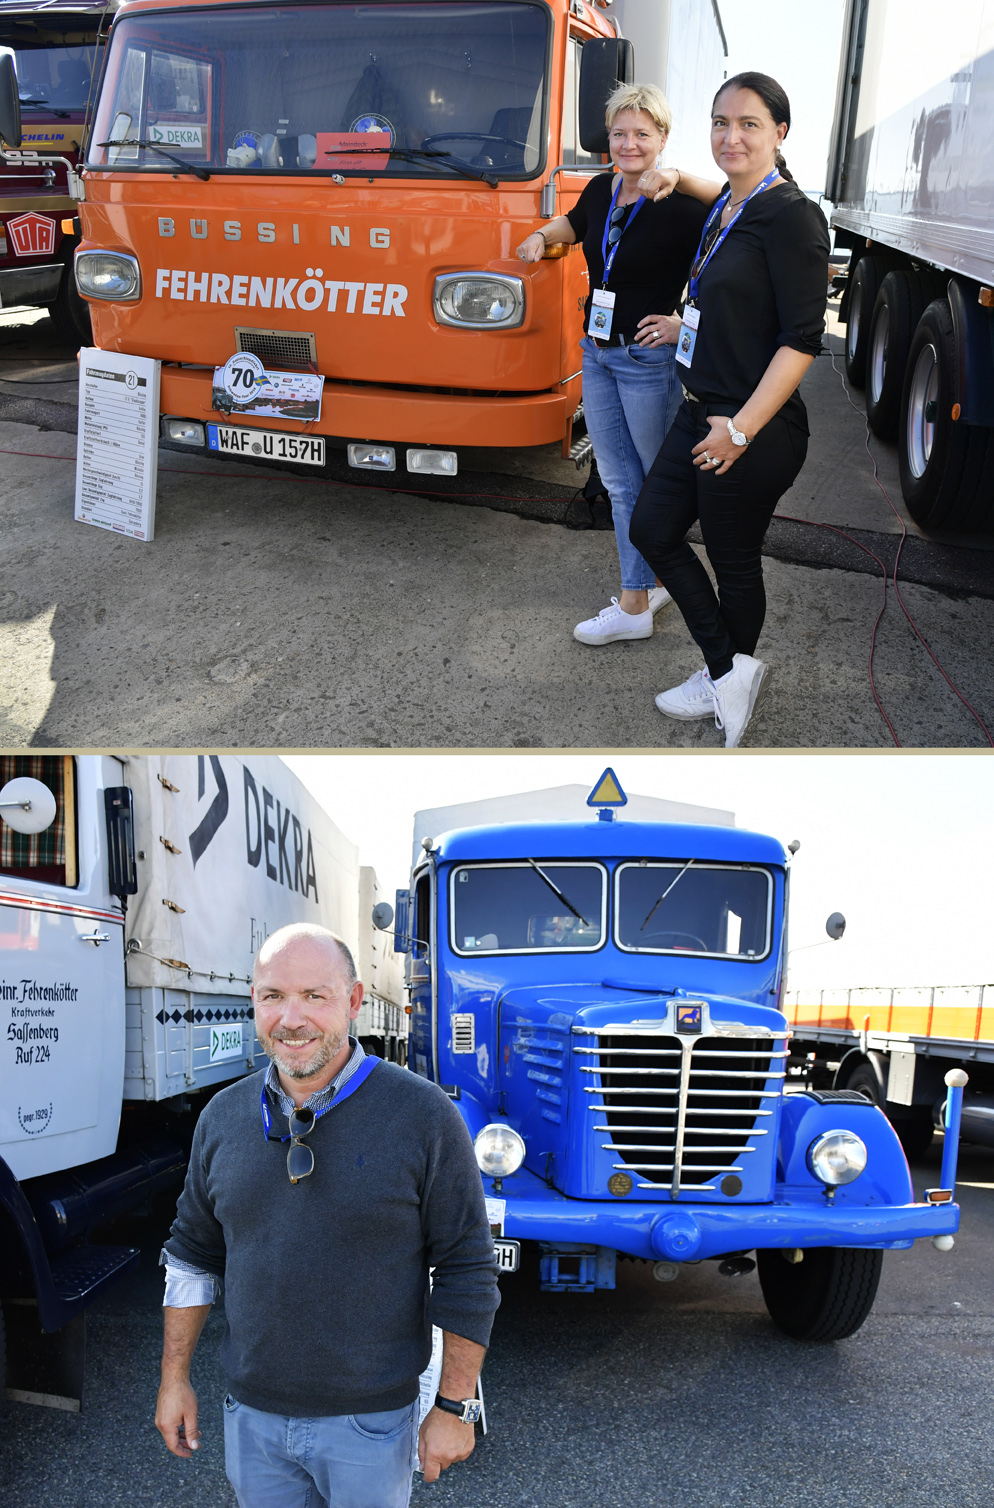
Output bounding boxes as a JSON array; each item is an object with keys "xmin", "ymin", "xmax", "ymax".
[
  {"xmin": 87, "ymin": 2, "xmax": 549, "ymax": 178},
  {"xmin": 451, "ymin": 863, "xmax": 605, "ymax": 954},
  {"xmin": 1, "ymin": 45, "xmax": 97, "ymax": 112},
  {"xmin": 616, "ymin": 863, "xmax": 772, "ymax": 959}
]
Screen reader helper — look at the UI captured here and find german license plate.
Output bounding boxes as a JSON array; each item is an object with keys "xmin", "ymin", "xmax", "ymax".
[
  {"xmin": 494, "ymin": 1239, "xmax": 520, "ymax": 1273},
  {"xmin": 207, "ymin": 423, "xmax": 325, "ymax": 466}
]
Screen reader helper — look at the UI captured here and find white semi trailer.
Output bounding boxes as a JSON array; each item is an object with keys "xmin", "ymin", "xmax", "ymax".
[
  {"xmin": 829, "ymin": 0, "xmax": 994, "ymax": 533},
  {"xmin": 0, "ymin": 753, "xmax": 402, "ymax": 1410}
]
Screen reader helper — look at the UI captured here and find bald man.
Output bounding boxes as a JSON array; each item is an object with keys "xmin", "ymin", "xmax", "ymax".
[{"xmin": 155, "ymin": 924, "xmax": 499, "ymax": 1508}]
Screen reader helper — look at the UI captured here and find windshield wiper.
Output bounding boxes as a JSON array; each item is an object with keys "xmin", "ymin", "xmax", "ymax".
[
  {"xmin": 525, "ymin": 858, "xmax": 589, "ymax": 927},
  {"xmin": 98, "ymin": 138, "xmax": 210, "ymax": 181},
  {"xmin": 641, "ymin": 860, "xmax": 695, "ymax": 931},
  {"xmin": 20, "ymin": 96, "xmax": 71, "ymax": 118},
  {"xmin": 329, "ymin": 144, "xmax": 498, "ymax": 187}
]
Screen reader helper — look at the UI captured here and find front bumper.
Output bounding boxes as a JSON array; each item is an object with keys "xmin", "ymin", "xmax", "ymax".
[{"xmin": 487, "ymin": 1165, "xmax": 960, "ymax": 1261}]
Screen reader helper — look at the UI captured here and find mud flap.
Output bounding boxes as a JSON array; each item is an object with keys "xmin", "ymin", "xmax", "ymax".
[{"xmin": 3, "ymin": 1304, "xmax": 85, "ymax": 1412}]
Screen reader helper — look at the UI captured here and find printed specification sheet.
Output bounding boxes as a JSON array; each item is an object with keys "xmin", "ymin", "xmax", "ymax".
[{"xmin": 75, "ymin": 349, "xmax": 161, "ymax": 541}]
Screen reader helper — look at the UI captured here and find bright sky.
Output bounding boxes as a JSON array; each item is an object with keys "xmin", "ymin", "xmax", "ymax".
[
  {"xmin": 718, "ymin": 0, "xmax": 847, "ymax": 194},
  {"xmin": 284, "ymin": 754, "xmax": 994, "ymax": 994}
]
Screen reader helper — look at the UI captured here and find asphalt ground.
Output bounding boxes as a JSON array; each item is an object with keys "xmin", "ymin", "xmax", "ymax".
[
  {"xmin": 2, "ymin": 1133, "xmax": 992, "ymax": 1508},
  {"xmin": 2, "ymin": 304, "xmax": 994, "ymax": 748}
]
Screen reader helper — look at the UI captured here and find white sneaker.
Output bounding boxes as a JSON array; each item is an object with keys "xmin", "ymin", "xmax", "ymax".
[
  {"xmin": 709, "ymin": 653, "xmax": 771, "ymax": 749},
  {"xmin": 648, "ymin": 586, "xmax": 673, "ymax": 615},
  {"xmin": 573, "ymin": 597, "xmax": 653, "ymax": 645},
  {"xmin": 654, "ymin": 667, "xmax": 713, "ymax": 721}
]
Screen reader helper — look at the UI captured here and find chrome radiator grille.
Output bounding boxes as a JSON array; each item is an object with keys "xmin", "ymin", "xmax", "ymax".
[{"xmin": 574, "ymin": 1027, "xmax": 785, "ymax": 1194}]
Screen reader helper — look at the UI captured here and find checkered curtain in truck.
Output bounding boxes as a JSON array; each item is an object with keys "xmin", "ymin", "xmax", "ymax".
[{"xmin": 0, "ymin": 756, "xmax": 69, "ymax": 878}]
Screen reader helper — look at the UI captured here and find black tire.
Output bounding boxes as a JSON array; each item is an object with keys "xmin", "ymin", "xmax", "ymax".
[
  {"xmin": 845, "ymin": 1064, "xmax": 933, "ymax": 1160},
  {"xmin": 899, "ymin": 298, "xmax": 994, "ymax": 532},
  {"xmin": 757, "ymin": 1246, "xmax": 883, "ymax": 1341},
  {"xmin": 49, "ymin": 257, "xmax": 92, "ymax": 346},
  {"xmin": 844, "ymin": 255, "xmax": 897, "ymax": 386},
  {"xmin": 865, "ymin": 271, "xmax": 931, "ymax": 439}
]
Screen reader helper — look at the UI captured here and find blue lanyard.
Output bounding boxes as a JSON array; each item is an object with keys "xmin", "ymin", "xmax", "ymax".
[
  {"xmin": 688, "ymin": 168, "xmax": 780, "ymax": 302},
  {"xmin": 260, "ymin": 1053, "xmax": 379, "ymax": 1141},
  {"xmin": 600, "ymin": 175, "xmax": 646, "ymax": 287}
]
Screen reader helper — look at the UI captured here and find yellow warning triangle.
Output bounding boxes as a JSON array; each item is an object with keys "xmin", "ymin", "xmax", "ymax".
[{"xmin": 588, "ymin": 767, "xmax": 626, "ymax": 807}]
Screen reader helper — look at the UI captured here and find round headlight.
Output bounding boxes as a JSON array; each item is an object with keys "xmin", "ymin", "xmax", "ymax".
[
  {"xmin": 806, "ymin": 1129, "xmax": 867, "ymax": 1186},
  {"xmin": 473, "ymin": 1123, "xmax": 525, "ymax": 1178}
]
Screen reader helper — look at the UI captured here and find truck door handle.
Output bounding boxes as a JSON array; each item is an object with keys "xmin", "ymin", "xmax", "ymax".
[{"xmin": 79, "ymin": 930, "xmax": 110, "ymax": 945}]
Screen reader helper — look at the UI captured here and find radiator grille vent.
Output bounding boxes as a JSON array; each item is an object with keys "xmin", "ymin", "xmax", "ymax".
[
  {"xmin": 452, "ymin": 1013, "xmax": 476, "ymax": 1054},
  {"xmin": 576, "ymin": 1031, "xmax": 784, "ymax": 1192},
  {"xmin": 234, "ymin": 326, "xmax": 317, "ymax": 368}
]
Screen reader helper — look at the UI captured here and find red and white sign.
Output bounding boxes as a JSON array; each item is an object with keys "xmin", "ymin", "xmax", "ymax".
[{"xmin": 7, "ymin": 212, "xmax": 57, "ymax": 258}]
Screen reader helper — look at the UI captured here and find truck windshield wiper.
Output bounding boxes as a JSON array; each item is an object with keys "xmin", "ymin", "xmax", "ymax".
[
  {"xmin": 525, "ymin": 858, "xmax": 589, "ymax": 927},
  {"xmin": 20, "ymin": 96, "xmax": 71, "ymax": 118},
  {"xmin": 330, "ymin": 144, "xmax": 498, "ymax": 187},
  {"xmin": 98, "ymin": 139, "xmax": 211, "ymax": 181},
  {"xmin": 641, "ymin": 859, "xmax": 694, "ymax": 931}
]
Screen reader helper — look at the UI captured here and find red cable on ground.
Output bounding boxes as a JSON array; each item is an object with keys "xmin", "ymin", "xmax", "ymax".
[{"xmin": 825, "ymin": 341, "xmax": 993, "ymax": 747}]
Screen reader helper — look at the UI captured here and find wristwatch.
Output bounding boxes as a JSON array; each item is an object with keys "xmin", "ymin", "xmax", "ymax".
[
  {"xmin": 435, "ymin": 1393, "xmax": 483, "ymax": 1424},
  {"xmin": 727, "ymin": 418, "xmax": 750, "ymax": 447}
]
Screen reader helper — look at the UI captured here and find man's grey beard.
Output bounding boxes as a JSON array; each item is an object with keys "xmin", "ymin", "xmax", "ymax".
[{"xmin": 262, "ymin": 1027, "xmax": 348, "ymax": 1081}]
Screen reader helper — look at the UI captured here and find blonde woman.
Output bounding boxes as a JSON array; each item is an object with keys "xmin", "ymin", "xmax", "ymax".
[{"xmin": 517, "ymin": 83, "xmax": 711, "ymax": 646}]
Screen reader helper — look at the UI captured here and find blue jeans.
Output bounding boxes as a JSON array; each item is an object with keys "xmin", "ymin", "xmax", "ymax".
[
  {"xmin": 580, "ymin": 335, "xmax": 683, "ymax": 591},
  {"xmin": 223, "ymin": 1393, "xmax": 419, "ymax": 1508}
]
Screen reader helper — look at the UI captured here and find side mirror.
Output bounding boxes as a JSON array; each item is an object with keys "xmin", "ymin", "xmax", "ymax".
[
  {"xmin": 0, "ymin": 776, "xmax": 57, "ymax": 834},
  {"xmin": 826, "ymin": 912, "xmax": 846, "ymax": 941},
  {"xmin": 0, "ymin": 53, "xmax": 22, "ymax": 150},
  {"xmin": 372, "ymin": 900, "xmax": 394, "ymax": 932},
  {"xmin": 104, "ymin": 787, "xmax": 138, "ymax": 899},
  {"xmin": 394, "ymin": 889, "xmax": 411, "ymax": 955},
  {"xmin": 578, "ymin": 37, "xmax": 635, "ymax": 155}
]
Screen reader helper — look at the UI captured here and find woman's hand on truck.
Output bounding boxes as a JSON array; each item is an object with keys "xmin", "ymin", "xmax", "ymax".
[{"xmin": 516, "ymin": 215, "xmax": 575, "ymax": 262}]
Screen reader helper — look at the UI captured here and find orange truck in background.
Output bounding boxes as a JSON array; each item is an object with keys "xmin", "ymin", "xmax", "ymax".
[
  {"xmin": 40, "ymin": 0, "xmax": 643, "ymax": 476},
  {"xmin": 785, "ymin": 986, "xmax": 994, "ymax": 1162},
  {"xmin": 0, "ymin": 0, "xmax": 105, "ymax": 342}
]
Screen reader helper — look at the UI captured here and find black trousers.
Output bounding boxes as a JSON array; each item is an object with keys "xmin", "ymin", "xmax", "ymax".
[{"xmin": 629, "ymin": 400, "xmax": 808, "ymax": 680}]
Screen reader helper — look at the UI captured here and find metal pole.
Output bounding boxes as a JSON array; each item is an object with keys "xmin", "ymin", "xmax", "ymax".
[{"xmin": 939, "ymin": 1068, "xmax": 969, "ymax": 1193}]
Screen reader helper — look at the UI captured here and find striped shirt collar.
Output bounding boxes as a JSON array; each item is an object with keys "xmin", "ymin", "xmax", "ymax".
[{"xmin": 264, "ymin": 1036, "xmax": 367, "ymax": 1120}]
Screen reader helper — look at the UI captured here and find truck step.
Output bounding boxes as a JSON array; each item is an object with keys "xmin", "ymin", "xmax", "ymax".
[
  {"xmin": 49, "ymin": 1244, "xmax": 140, "ymax": 1305},
  {"xmin": 570, "ymin": 435, "xmax": 594, "ymax": 469}
]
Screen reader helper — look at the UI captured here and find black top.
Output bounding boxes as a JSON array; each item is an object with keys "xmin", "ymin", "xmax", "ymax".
[
  {"xmin": 683, "ymin": 180, "xmax": 830, "ymax": 428},
  {"xmin": 566, "ymin": 170, "xmax": 710, "ymax": 341}
]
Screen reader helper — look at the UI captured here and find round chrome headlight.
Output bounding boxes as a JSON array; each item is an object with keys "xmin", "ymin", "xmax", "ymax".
[
  {"xmin": 806, "ymin": 1129, "xmax": 867, "ymax": 1186},
  {"xmin": 473, "ymin": 1123, "xmax": 525, "ymax": 1178}
]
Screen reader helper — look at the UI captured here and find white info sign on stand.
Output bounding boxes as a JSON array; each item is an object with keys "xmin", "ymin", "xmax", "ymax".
[{"xmin": 75, "ymin": 348, "xmax": 160, "ymax": 542}]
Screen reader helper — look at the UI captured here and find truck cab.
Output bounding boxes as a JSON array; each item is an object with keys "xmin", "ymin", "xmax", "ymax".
[{"xmin": 399, "ymin": 796, "xmax": 963, "ymax": 1342}]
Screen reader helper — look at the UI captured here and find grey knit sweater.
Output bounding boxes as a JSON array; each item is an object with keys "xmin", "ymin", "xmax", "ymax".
[{"xmin": 164, "ymin": 1061, "xmax": 499, "ymax": 1416}]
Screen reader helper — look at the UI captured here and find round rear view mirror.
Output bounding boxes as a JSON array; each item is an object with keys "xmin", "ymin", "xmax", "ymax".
[
  {"xmin": 372, "ymin": 900, "xmax": 395, "ymax": 931},
  {"xmin": 826, "ymin": 912, "xmax": 846, "ymax": 941},
  {"xmin": 0, "ymin": 776, "xmax": 58, "ymax": 835}
]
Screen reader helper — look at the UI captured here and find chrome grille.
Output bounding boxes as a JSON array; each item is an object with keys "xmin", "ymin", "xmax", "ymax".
[
  {"xmin": 234, "ymin": 326, "xmax": 317, "ymax": 368},
  {"xmin": 575, "ymin": 1028, "xmax": 785, "ymax": 1194}
]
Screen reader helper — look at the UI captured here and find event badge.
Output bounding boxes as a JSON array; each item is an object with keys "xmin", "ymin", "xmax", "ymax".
[
  {"xmin": 675, "ymin": 304, "xmax": 700, "ymax": 369},
  {"xmin": 589, "ymin": 287, "xmax": 616, "ymax": 340}
]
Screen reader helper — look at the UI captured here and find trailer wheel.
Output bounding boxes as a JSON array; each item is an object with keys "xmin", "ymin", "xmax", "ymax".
[
  {"xmin": 844, "ymin": 255, "xmax": 896, "ymax": 387},
  {"xmin": 866, "ymin": 271, "xmax": 931, "ymax": 439},
  {"xmin": 899, "ymin": 298, "xmax": 994, "ymax": 532},
  {"xmin": 757, "ymin": 1246, "xmax": 883, "ymax": 1341}
]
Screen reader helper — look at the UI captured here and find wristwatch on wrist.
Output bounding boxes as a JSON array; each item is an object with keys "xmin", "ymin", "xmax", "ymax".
[
  {"xmin": 434, "ymin": 1394, "xmax": 483, "ymax": 1425},
  {"xmin": 727, "ymin": 417, "xmax": 750, "ymax": 447}
]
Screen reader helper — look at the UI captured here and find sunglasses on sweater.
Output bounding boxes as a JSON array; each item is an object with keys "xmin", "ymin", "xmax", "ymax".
[{"xmin": 287, "ymin": 1106, "xmax": 317, "ymax": 1183}]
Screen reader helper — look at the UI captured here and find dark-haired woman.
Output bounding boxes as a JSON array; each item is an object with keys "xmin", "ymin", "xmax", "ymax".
[{"xmin": 630, "ymin": 72, "xmax": 830, "ymax": 748}]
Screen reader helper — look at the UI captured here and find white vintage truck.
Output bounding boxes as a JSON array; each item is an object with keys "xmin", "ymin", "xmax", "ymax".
[{"xmin": 0, "ymin": 752, "xmax": 402, "ymax": 1410}]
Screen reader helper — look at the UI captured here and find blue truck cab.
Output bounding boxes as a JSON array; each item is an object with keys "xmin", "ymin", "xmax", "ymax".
[{"xmin": 396, "ymin": 784, "xmax": 963, "ymax": 1342}]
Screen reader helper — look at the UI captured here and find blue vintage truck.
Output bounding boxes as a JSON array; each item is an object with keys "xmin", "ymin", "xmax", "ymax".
[{"xmin": 395, "ymin": 773, "xmax": 965, "ymax": 1343}]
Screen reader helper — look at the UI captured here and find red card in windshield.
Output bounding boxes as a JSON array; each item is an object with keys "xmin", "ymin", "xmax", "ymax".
[{"xmin": 316, "ymin": 132, "xmax": 391, "ymax": 170}]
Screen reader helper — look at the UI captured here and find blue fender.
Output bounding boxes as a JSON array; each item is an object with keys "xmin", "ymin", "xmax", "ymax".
[
  {"xmin": 777, "ymin": 1093, "xmax": 913, "ymax": 1207},
  {"xmin": 0, "ymin": 1151, "xmax": 71, "ymax": 1332}
]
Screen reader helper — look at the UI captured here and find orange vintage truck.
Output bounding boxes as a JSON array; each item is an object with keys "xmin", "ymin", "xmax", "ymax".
[
  {"xmin": 785, "ymin": 985, "xmax": 994, "ymax": 1161},
  {"xmin": 10, "ymin": 0, "xmax": 654, "ymax": 475}
]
